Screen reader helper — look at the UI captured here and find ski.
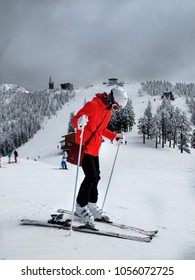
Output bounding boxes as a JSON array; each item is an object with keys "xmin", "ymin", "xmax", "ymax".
[
  {"xmin": 53, "ymin": 168, "xmax": 68, "ymax": 170},
  {"xmin": 20, "ymin": 219, "xmax": 152, "ymax": 242},
  {"xmin": 57, "ymin": 208, "xmax": 158, "ymax": 237}
]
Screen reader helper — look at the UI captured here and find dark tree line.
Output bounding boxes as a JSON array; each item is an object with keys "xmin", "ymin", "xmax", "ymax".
[
  {"xmin": 186, "ymin": 96, "xmax": 195, "ymax": 125},
  {"xmin": 138, "ymin": 98, "xmax": 192, "ymax": 153},
  {"xmin": 191, "ymin": 130, "xmax": 195, "ymax": 148},
  {"xmin": 108, "ymin": 99, "xmax": 135, "ymax": 132},
  {"xmin": 0, "ymin": 85, "xmax": 75, "ymax": 155},
  {"xmin": 67, "ymin": 112, "xmax": 75, "ymax": 133},
  {"xmin": 139, "ymin": 80, "xmax": 195, "ymax": 97}
]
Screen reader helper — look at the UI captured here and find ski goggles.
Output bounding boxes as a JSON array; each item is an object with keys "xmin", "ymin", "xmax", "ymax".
[
  {"xmin": 107, "ymin": 91, "xmax": 122, "ymax": 110},
  {"xmin": 112, "ymin": 101, "xmax": 122, "ymax": 110}
]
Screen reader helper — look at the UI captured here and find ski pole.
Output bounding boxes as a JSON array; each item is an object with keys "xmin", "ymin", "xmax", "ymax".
[
  {"xmin": 69, "ymin": 128, "xmax": 84, "ymax": 235},
  {"xmin": 101, "ymin": 134, "xmax": 123, "ymax": 211}
]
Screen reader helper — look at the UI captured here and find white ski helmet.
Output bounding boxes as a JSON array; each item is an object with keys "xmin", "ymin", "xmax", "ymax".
[{"xmin": 107, "ymin": 87, "xmax": 128, "ymax": 109}]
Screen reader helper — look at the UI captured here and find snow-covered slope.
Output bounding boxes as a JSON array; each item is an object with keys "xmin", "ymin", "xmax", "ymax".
[
  {"xmin": 0, "ymin": 84, "xmax": 195, "ymax": 260},
  {"xmin": 0, "ymin": 84, "xmax": 29, "ymax": 93}
]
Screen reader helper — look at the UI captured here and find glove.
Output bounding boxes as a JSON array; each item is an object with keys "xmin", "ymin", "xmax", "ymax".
[
  {"xmin": 115, "ymin": 133, "xmax": 124, "ymax": 141},
  {"xmin": 77, "ymin": 115, "xmax": 88, "ymax": 130}
]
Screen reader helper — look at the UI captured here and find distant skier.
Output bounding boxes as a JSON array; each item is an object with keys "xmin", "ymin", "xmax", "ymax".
[
  {"xmin": 7, "ymin": 150, "xmax": 12, "ymax": 163},
  {"xmin": 61, "ymin": 151, "xmax": 68, "ymax": 169},
  {"xmin": 14, "ymin": 150, "xmax": 18, "ymax": 163},
  {"xmin": 72, "ymin": 87, "xmax": 128, "ymax": 224}
]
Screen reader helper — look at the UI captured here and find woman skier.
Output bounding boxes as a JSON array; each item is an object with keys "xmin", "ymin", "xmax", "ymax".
[{"xmin": 72, "ymin": 87, "xmax": 128, "ymax": 224}]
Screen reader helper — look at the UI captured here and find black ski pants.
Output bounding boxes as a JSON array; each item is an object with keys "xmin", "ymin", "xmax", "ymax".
[{"xmin": 76, "ymin": 154, "xmax": 100, "ymax": 207}]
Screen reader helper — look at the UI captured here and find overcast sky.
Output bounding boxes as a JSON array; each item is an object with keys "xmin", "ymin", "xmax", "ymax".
[{"xmin": 0, "ymin": 0, "xmax": 195, "ymax": 90}]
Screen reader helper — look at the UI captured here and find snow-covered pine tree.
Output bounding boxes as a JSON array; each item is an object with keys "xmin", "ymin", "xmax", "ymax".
[
  {"xmin": 108, "ymin": 109, "xmax": 122, "ymax": 132},
  {"xmin": 191, "ymin": 130, "xmax": 195, "ymax": 148},
  {"xmin": 137, "ymin": 116, "xmax": 148, "ymax": 144},
  {"xmin": 143, "ymin": 100, "xmax": 153, "ymax": 139},
  {"xmin": 108, "ymin": 99, "xmax": 135, "ymax": 133},
  {"xmin": 140, "ymin": 80, "xmax": 173, "ymax": 96},
  {"xmin": 0, "ymin": 85, "xmax": 74, "ymax": 155},
  {"xmin": 190, "ymin": 104, "xmax": 195, "ymax": 125},
  {"xmin": 177, "ymin": 111, "xmax": 191, "ymax": 153},
  {"xmin": 191, "ymin": 110, "xmax": 195, "ymax": 125},
  {"xmin": 171, "ymin": 106, "xmax": 190, "ymax": 149},
  {"xmin": 68, "ymin": 112, "xmax": 75, "ymax": 133},
  {"xmin": 120, "ymin": 99, "xmax": 135, "ymax": 132},
  {"xmin": 127, "ymin": 99, "xmax": 136, "ymax": 131},
  {"xmin": 171, "ymin": 107, "xmax": 179, "ymax": 148},
  {"xmin": 163, "ymin": 99, "xmax": 175, "ymax": 147},
  {"xmin": 151, "ymin": 113, "xmax": 162, "ymax": 148},
  {"xmin": 156, "ymin": 98, "xmax": 171, "ymax": 148}
]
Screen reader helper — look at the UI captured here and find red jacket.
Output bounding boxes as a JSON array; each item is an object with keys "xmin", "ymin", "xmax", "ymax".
[{"xmin": 72, "ymin": 93, "xmax": 117, "ymax": 156}]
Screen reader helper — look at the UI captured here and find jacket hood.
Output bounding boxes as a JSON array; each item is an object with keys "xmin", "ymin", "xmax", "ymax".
[{"xmin": 95, "ymin": 92, "xmax": 108, "ymax": 108}]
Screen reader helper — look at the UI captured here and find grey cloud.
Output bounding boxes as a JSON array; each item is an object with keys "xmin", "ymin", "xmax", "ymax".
[{"xmin": 0, "ymin": 0, "xmax": 195, "ymax": 89}]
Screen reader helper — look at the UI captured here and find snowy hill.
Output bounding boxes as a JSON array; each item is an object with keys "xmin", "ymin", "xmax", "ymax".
[
  {"xmin": 0, "ymin": 83, "xmax": 195, "ymax": 260},
  {"xmin": 0, "ymin": 84, "xmax": 29, "ymax": 93}
]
